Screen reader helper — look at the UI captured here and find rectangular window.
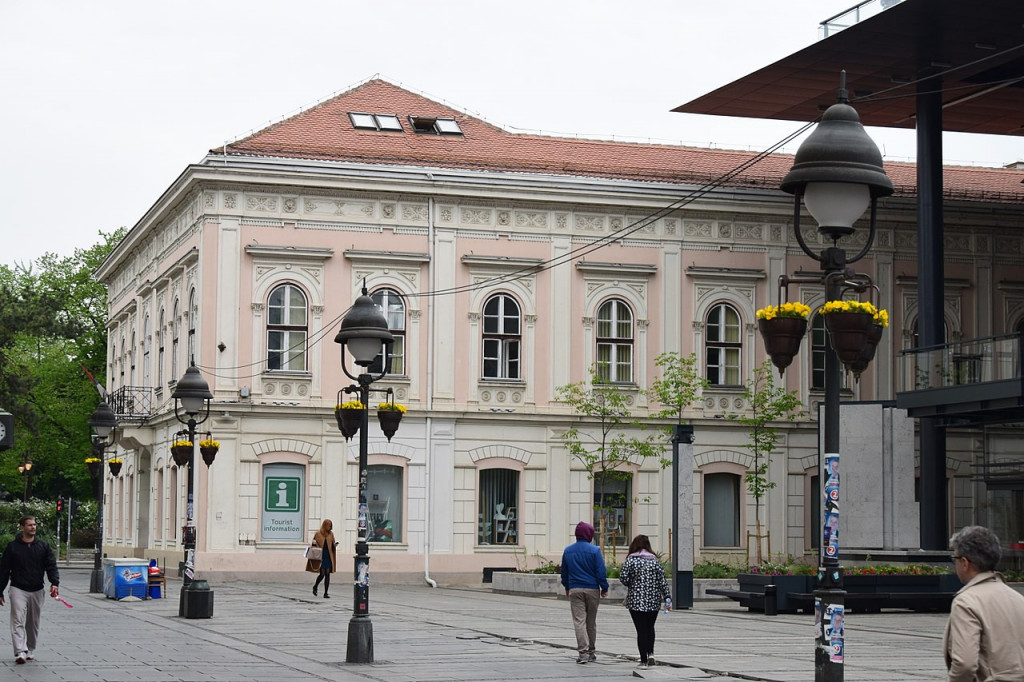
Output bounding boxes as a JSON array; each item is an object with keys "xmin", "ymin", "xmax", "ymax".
[
  {"xmin": 479, "ymin": 469, "xmax": 519, "ymax": 545},
  {"xmin": 592, "ymin": 471, "xmax": 631, "ymax": 548},
  {"xmin": 367, "ymin": 465, "xmax": 403, "ymax": 543},
  {"xmin": 704, "ymin": 472, "xmax": 740, "ymax": 546},
  {"xmin": 267, "ymin": 330, "xmax": 307, "ymax": 371},
  {"xmin": 349, "ymin": 112, "xmax": 404, "ymax": 132}
]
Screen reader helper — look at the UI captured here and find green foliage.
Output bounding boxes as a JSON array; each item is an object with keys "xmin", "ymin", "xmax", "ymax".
[
  {"xmin": 0, "ymin": 230, "xmax": 124, "ymax": 503},
  {"xmin": 747, "ymin": 559, "xmax": 817, "ymax": 576},
  {"xmin": 844, "ymin": 564, "xmax": 951, "ymax": 576},
  {"xmin": 730, "ymin": 360, "xmax": 804, "ymax": 507},
  {"xmin": 693, "ymin": 558, "xmax": 743, "ymax": 579},
  {"xmin": 649, "ymin": 352, "xmax": 709, "ymax": 425}
]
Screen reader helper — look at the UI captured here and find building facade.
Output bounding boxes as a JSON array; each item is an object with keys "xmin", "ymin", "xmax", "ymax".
[{"xmin": 95, "ymin": 79, "xmax": 1024, "ymax": 581}]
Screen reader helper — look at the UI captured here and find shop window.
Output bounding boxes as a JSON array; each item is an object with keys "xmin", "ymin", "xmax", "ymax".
[
  {"xmin": 592, "ymin": 471, "xmax": 631, "ymax": 548},
  {"xmin": 479, "ymin": 468, "xmax": 519, "ymax": 545},
  {"xmin": 367, "ymin": 465, "xmax": 403, "ymax": 543},
  {"xmin": 261, "ymin": 463, "xmax": 305, "ymax": 541}
]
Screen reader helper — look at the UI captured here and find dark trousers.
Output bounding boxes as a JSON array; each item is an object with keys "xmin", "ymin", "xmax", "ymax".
[{"xmin": 628, "ymin": 609, "xmax": 659, "ymax": 662}]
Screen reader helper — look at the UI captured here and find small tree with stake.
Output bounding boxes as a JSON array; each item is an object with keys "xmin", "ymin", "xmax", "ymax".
[
  {"xmin": 730, "ymin": 360, "xmax": 804, "ymax": 565},
  {"xmin": 557, "ymin": 367, "xmax": 666, "ymax": 560}
]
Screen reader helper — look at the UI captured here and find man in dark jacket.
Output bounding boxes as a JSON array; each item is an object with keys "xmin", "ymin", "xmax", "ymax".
[
  {"xmin": 560, "ymin": 521, "xmax": 608, "ymax": 664},
  {"xmin": 0, "ymin": 516, "xmax": 60, "ymax": 664}
]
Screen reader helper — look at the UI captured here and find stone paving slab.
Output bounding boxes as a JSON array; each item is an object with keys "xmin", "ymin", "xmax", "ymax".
[{"xmin": 0, "ymin": 567, "xmax": 951, "ymax": 681}]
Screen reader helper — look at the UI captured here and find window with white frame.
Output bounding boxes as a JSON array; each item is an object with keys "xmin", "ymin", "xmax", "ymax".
[
  {"xmin": 703, "ymin": 471, "xmax": 740, "ymax": 546},
  {"xmin": 596, "ymin": 299, "xmax": 633, "ymax": 383},
  {"xmin": 482, "ymin": 294, "xmax": 521, "ymax": 380},
  {"xmin": 267, "ymin": 283, "xmax": 308, "ymax": 371},
  {"xmin": 705, "ymin": 302, "xmax": 741, "ymax": 385},
  {"xmin": 811, "ymin": 313, "xmax": 847, "ymax": 391},
  {"xmin": 369, "ymin": 288, "xmax": 406, "ymax": 376},
  {"xmin": 367, "ymin": 465, "xmax": 403, "ymax": 543},
  {"xmin": 592, "ymin": 470, "xmax": 632, "ymax": 548},
  {"xmin": 129, "ymin": 332, "xmax": 136, "ymax": 385},
  {"xmin": 479, "ymin": 468, "xmax": 519, "ymax": 545}
]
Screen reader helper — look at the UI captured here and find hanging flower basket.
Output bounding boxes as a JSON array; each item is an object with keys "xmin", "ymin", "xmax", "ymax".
[
  {"xmin": 849, "ymin": 323, "xmax": 885, "ymax": 380},
  {"xmin": 335, "ymin": 401, "xmax": 364, "ymax": 441},
  {"xmin": 85, "ymin": 457, "xmax": 103, "ymax": 483},
  {"xmin": 171, "ymin": 440, "xmax": 193, "ymax": 467},
  {"xmin": 756, "ymin": 302, "xmax": 811, "ymax": 377},
  {"xmin": 108, "ymin": 459, "xmax": 123, "ymax": 477},
  {"xmin": 199, "ymin": 437, "xmax": 220, "ymax": 467},
  {"xmin": 376, "ymin": 402, "xmax": 406, "ymax": 442},
  {"xmin": 821, "ymin": 301, "xmax": 879, "ymax": 364}
]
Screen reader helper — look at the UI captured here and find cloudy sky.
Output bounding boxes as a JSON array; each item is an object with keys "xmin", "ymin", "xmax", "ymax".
[{"xmin": 2, "ymin": 0, "xmax": 1021, "ymax": 266}]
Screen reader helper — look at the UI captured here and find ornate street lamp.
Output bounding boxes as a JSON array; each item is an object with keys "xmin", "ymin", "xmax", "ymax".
[
  {"xmin": 334, "ymin": 286, "xmax": 395, "ymax": 664},
  {"xmin": 779, "ymin": 73, "xmax": 892, "ymax": 682},
  {"xmin": 87, "ymin": 400, "xmax": 119, "ymax": 593},
  {"xmin": 172, "ymin": 364, "xmax": 214, "ymax": 618}
]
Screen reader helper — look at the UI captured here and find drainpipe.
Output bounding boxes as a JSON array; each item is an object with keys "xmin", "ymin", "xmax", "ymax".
[{"xmin": 423, "ymin": 190, "xmax": 437, "ymax": 588}]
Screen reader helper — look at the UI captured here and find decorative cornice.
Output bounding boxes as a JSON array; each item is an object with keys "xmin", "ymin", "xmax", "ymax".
[
  {"xmin": 575, "ymin": 261, "xmax": 657, "ymax": 276},
  {"xmin": 344, "ymin": 249, "xmax": 430, "ymax": 264},
  {"xmin": 245, "ymin": 245, "xmax": 334, "ymax": 261}
]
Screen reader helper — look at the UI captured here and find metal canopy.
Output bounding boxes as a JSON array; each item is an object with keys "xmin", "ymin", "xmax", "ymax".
[{"xmin": 674, "ymin": 0, "xmax": 1024, "ymax": 137}]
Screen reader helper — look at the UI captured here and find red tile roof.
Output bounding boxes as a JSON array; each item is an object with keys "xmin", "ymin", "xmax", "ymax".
[{"xmin": 219, "ymin": 79, "xmax": 1024, "ymax": 203}]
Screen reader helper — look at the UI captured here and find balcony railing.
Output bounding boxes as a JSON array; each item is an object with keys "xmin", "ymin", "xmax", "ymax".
[
  {"xmin": 108, "ymin": 386, "xmax": 156, "ymax": 423},
  {"xmin": 820, "ymin": 0, "xmax": 905, "ymax": 38},
  {"xmin": 896, "ymin": 333, "xmax": 1024, "ymax": 424}
]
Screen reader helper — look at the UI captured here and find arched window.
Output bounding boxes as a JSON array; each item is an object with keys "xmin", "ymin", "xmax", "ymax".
[
  {"xmin": 157, "ymin": 308, "xmax": 165, "ymax": 386},
  {"xmin": 367, "ymin": 464, "xmax": 403, "ymax": 543},
  {"xmin": 703, "ymin": 472, "xmax": 740, "ymax": 546},
  {"xmin": 482, "ymin": 294, "xmax": 521, "ymax": 379},
  {"xmin": 186, "ymin": 289, "xmax": 197, "ymax": 365},
  {"xmin": 596, "ymin": 299, "xmax": 633, "ymax": 383},
  {"xmin": 706, "ymin": 303, "xmax": 741, "ymax": 385},
  {"xmin": 171, "ymin": 299, "xmax": 180, "ymax": 379},
  {"xmin": 267, "ymin": 284, "xmax": 307, "ymax": 371},
  {"xmin": 118, "ymin": 337, "xmax": 126, "ymax": 388},
  {"xmin": 129, "ymin": 332, "xmax": 137, "ymax": 385},
  {"xmin": 370, "ymin": 289, "xmax": 406, "ymax": 375},
  {"xmin": 479, "ymin": 468, "xmax": 519, "ymax": 545},
  {"xmin": 811, "ymin": 313, "xmax": 848, "ymax": 390}
]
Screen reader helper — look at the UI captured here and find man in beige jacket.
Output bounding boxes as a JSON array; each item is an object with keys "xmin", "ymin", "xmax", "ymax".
[{"xmin": 943, "ymin": 525, "xmax": 1024, "ymax": 682}]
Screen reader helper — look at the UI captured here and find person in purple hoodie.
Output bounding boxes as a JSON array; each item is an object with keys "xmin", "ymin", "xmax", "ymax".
[
  {"xmin": 560, "ymin": 521, "xmax": 608, "ymax": 664},
  {"xmin": 619, "ymin": 534, "xmax": 670, "ymax": 669}
]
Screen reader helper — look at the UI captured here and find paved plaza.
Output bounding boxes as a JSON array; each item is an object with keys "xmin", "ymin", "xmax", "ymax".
[{"xmin": 1, "ymin": 565, "xmax": 953, "ymax": 681}]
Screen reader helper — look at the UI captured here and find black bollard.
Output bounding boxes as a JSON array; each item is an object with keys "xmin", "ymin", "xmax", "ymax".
[{"xmin": 764, "ymin": 583, "xmax": 778, "ymax": 616}]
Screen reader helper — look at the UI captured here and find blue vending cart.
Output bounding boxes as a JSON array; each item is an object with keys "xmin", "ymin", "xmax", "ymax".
[{"xmin": 102, "ymin": 558, "xmax": 149, "ymax": 599}]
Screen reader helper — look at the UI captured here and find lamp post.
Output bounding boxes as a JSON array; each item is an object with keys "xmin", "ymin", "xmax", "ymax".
[
  {"xmin": 17, "ymin": 457, "xmax": 33, "ymax": 505},
  {"xmin": 87, "ymin": 400, "xmax": 119, "ymax": 594},
  {"xmin": 171, "ymin": 364, "xmax": 214, "ymax": 618},
  {"xmin": 334, "ymin": 286, "xmax": 395, "ymax": 664},
  {"xmin": 770, "ymin": 71, "xmax": 892, "ymax": 675},
  {"xmin": 777, "ymin": 74, "xmax": 892, "ymax": 682}
]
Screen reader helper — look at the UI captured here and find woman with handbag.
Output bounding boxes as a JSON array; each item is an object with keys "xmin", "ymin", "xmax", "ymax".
[{"xmin": 306, "ymin": 519, "xmax": 337, "ymax": 598}]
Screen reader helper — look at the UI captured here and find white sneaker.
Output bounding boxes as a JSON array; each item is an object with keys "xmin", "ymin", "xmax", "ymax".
[
  {"xmin": 15, "ymin": 652, "xmax": 27, "ymax": 664},
  {"xmin": 26, "ymin": 650, "xmax": 35, "ymax": 660}
]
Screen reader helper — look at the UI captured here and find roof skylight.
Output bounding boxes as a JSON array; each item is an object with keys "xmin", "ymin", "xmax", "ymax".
[
  {"xmin": 409, "ymin": 116, "xmax": 463, "ymax": 136},
  {"xmin": 348, "ymin": 112, "xmax": 404, "ymax": 132}
]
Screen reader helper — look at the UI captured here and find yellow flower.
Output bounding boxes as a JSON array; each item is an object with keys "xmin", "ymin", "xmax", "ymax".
[
  {"xmin": 377, "ymin": 402, "xmax": 407, "ymax": 413},
  {"xmin": 820, "ymin": 300, "xmax": 878, "ymax": 316},
  {"xmin": 199, "ymin": 438, "xmax": 220, "ymax": 448},
  {"xmin": 109, "ymin": 458, "xmax": 123, "ymax": 465},
  {"xmin": 756, "ymin": 302, "xmax": 811, "ymax": 320},
  {"xmin": 874, "ymin": 309, "xmax": 890, "ymax": 328},
  {"xmin": 84, "ymin": 457, "xmax": 101, "ymax": 464},
  {"xmin": 337, "ymin": 400, "xmax": 365, "ymax": 410},
  {"xmin": 172, "ymin": 440, "xmax": 193, "ymax": 448}
]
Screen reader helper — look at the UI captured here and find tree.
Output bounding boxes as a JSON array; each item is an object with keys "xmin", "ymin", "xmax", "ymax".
[
  {"xmin": 649, "ymin": 351, "xmax": 709, "ymax": 426},
  {"xmin": 557, "ymin": 367, "xmax": 667, "ymax": 559},
  {"xmin": 730, "ymin": 360, "xmax": 804, "ymax": 564},
  {"xmin": 0, "ymin": 229, "xmax": 124, "ymax": 503}
]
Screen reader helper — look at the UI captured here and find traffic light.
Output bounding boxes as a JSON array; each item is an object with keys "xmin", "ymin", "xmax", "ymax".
[
  {"xmin": 70, "ymin": 500, "xmax": 82, "ymax": 518},
  {"xmin": 56, "ymin": 497, "xmax": 64, "ymax": 514}
]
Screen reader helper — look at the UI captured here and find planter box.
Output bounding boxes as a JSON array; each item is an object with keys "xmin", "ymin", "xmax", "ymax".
[{"xmin": 842, "ymin": 572, "xmax": 962, "ymax": 594}]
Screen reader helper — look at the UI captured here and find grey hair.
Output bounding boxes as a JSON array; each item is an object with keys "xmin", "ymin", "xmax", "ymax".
[{"xmin": 949, "ymin": 525, "xmax": 1002, "ymax": 572}]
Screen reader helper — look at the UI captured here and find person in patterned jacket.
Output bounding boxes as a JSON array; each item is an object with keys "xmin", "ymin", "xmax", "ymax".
[{"xmin": 618, "ymin": 534, "xmax": 670, "ymax": 669}]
